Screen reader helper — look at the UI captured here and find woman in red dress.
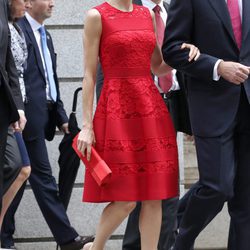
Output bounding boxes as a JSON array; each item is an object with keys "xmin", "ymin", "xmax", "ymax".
[{"xmin": 78, "ymin": 0, "xmax": 199, "ymax": 249}]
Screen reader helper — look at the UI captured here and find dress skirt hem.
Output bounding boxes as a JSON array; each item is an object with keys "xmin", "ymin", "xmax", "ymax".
[{"xmin": 82, "ymin": 171, "xmax": 179, "ymax": 203}]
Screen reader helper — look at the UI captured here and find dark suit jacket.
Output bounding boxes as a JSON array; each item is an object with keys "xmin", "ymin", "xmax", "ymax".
[
  {"xmin": 0, "ymin": 0, "xmax": 23, "ymax": 124},
  {"xmin": 17, "ymin": 16, "xmax": 68, "ymax": 141},
  {"xmin": 96, "ymin": 0, "xmax": 192, "ymax": 135},
  {"xmin": 162, "ymin": 0, "xmax": 250, "ymax": 137},
  {"xmin": 167, "ymin": 72, "xmax": 192, "ymax": 135}
]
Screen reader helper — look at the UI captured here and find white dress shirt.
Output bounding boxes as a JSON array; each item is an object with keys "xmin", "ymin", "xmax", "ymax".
[
  {"xmin": 213, "ymin": 0, "xmax": 242, "ymax": 81},
  {"xmin": 25, "ymin": 12, "xmax": 53, "ymax": 100},
  {"xmin": 141, "ymin": 0, "xmax": 180, "ymax": 92}
]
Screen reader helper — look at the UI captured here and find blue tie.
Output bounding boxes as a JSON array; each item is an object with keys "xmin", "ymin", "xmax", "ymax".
[{"xmin": 39, "ymin": 26, "xmax": 57, "ymax": 102}]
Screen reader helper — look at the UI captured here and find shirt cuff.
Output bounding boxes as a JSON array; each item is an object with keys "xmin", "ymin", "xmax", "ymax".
[
  {"xmin": 171, "ymin": 70, "xmax": 180, "ymax": 91},
  {"xmin": 18, "ymin": 109, "xmax": 25, "ymax": 116},
  {"xmin": 213, "ymin": 59, "xmax": 223, "ymax": 81}
]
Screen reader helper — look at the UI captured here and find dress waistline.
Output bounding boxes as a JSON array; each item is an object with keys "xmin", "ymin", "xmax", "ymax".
[{"xmin": 104, "ymin": 67, "xmax": 151, "ymax": 79}]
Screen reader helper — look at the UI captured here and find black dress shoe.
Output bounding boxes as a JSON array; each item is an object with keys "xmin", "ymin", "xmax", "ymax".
[{"xmin": 60, "ymin": 235, "xmax": 95, "ymax": 250}]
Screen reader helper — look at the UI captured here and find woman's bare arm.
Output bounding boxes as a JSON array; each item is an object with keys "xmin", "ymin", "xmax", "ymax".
[
  {"xmin": 150, "ymin": 10, "xmax": 200, "ymax": 76},
  {"xmin": 78, "ymin": 9, "xmax": 102, "ymax": 160}
]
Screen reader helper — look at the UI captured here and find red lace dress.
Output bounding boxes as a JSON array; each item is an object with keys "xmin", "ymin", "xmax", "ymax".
[{"xmin": 83, "ymin": 2, "xmax": 179, "ymax": 202}]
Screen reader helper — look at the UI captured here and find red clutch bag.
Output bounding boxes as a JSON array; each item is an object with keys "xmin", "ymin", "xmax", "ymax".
[{"xmin": 72, "ymin": 133, "xmax": 112, "ymax": 186}]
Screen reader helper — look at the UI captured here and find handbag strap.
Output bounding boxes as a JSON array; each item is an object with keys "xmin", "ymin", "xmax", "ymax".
[{"xmin": 72, "ymin": 87, "xmax": 82, "ymax": 113}]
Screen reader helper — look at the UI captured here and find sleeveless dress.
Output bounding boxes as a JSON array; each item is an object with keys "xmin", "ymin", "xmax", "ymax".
[{"xmin": 83, "ymin": 2, "xmax": 179, "ymax": 202}]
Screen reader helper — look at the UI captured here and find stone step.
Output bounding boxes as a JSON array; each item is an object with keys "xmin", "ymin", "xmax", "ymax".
[
  {"xmin": 13, "ymin": 184, "xmax": 229, "ymax": 250},
  {"xmin": 13, "ymin": 241, "xmax": 227, "ymax": 250}
]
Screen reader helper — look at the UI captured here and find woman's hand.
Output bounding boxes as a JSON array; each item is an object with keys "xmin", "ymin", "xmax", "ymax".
[
  {"xmin": 77, "ymin": 126, "xmax": 95, "ymax": 161},
  {"xmin": 181, "ymin": 43, "xmax": 200, "ymax": 62}
]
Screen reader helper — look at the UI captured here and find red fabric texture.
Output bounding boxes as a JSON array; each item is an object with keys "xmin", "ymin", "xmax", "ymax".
[{"xmin": 83, "ymin": 2, "xmax": 179, "ymax": 202}]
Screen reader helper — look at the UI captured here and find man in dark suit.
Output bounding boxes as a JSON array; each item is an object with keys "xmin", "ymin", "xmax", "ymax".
[
  {"xmin": 162, "ymin": 0, "xmax": 250, "ymax": 249},
  {"xmin": 1, "ymin": 0, "xmax": 93, "ymax": 249},
  {"xmin": 96, "ymin": 1, "xmax": 192, "ymax": 249},
  {"xmin": 0, "ymin": 0, "xmax": 26, "ymax": 214}
]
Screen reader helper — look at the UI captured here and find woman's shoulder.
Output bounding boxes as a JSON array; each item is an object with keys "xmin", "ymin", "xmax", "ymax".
[
  {"xmin": 85, "ymin": 8, "xmax": 101, "ymax": 25},
  {"xmin": 133, "ymin": 4, "xmax": 153, "ymax": 18},
  {"xmin": 85, "ymin": 2, "xmax": 107, "ymax": 20},
  {"xmin": 133, "ymin": 4, "xmax": 148, "ymax": 11}
]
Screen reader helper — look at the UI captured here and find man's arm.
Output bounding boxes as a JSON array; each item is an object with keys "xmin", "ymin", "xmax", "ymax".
[
  {"xmin": 47, "ymin": 35, "xmax": 69, "ymax": 131},
  {"xmin": 162, "ymin": 0, "xmax": 218, "ymax": 81},
  {"xmin": 55, "ymin": 90, "xmax": 69, "ymax": 130}
]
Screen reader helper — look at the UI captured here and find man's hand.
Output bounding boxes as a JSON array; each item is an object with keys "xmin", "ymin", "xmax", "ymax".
[
  {"xmin": 61, "ymin": 123, "xmax": 69, "ymax": 134},
  {"xmin": 218, "ymin": 61, "xmax": 250, "ymax": 85}
]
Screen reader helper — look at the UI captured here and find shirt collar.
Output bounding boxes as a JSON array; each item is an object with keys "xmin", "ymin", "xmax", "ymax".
[
  {"xmin": 25, "ymin": 12, "xmax": 44, "ymax": 32},
  {"xmin": 141, "ymin": 0, "xmax": 164, "ymax": 11}
]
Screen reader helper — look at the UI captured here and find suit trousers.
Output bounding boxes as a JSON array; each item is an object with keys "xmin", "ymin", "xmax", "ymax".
[
  {"xmin": 227, "ymin": 88, "xmax": 250, "ymax": 250},
  {"xmin": 22, "ymin": 135, "xmax": 78, "ymax": 245},
  {"xmin": 174, "ymin": 87, "xmax": 250, "ymax": 250}
]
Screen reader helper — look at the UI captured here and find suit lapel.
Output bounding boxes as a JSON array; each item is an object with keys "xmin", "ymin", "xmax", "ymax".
[
  {"xmin": 242, "ymin": 0, "xmax": 250, "ymax": 47},
  {"xmin": 22, "ymin": 17, "xmax": 46, "ymax": 81},
  {"xmin": 207, "ymin": 0, "xmax": 238, "ymax": 50},
  {"xmin": 163, "ymin": 1, "xmax": 169, "ymax": 12},
  {"xmin": 46, "ymin": 33, "xmax": 57, "ymax": 88},
  {"xmin": 46, "ymin": 32, "xmax": 56, "ymax": 68}
]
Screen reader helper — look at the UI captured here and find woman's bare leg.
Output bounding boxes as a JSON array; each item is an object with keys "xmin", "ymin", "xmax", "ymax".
[
  {"xmin": 0, "ymin": 166, "xmax": 31, "ymax": 227},
  {"xmin": 84, "ymin": 201, "xmax": 136, "ymax": 250},
  {"xmin": 139, "ymin": 200, "xmax": 162, "ymax": 250}
]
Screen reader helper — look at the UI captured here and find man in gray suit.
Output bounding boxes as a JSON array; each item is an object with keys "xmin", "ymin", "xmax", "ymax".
[
  {"xmin": 96, "ymin": 1, "xmax": 192, "ymax": 249},
  {"xmin": 0, "ymin": 0, "xmax": 26, "ymax": 213}
]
